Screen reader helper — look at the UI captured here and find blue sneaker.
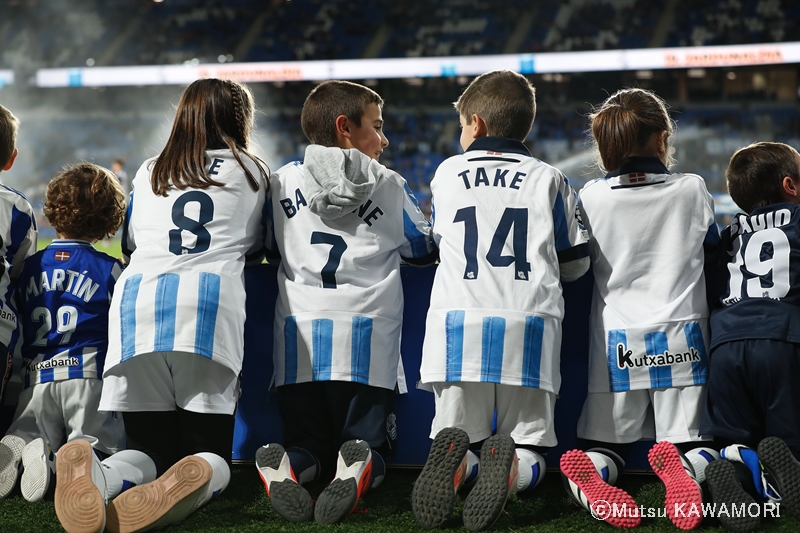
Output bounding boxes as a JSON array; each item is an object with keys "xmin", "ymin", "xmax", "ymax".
[{"xmin": 720, "ymin": 444, "xmax": 779, "ymax": 501}]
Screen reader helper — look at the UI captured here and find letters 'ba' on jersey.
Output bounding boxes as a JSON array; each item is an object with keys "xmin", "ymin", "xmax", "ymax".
[
  {"xmin": 579, "ymin": 157, "xmax": 719, "ymax": 393},
  {"xmin": 17, "ymin": 240, "xmax": 121, "ymax": 388},
  {"xmin": 712, "ymin": 203, "xmax": 800, "ymax": 349},
  {"xmin": 268, "ymin": 157, "xmax": 435, "ymax": 392},
  {"xmin": 420, "ymin": 137, "xmax": 590, "ymax": 394},
  {"xmin": 106, "ymin": 150, "xmax": 268, "ymax": 376},
  {"xmin": 0, "ymin": 185, "xmax": 37, "ymax": 350}
]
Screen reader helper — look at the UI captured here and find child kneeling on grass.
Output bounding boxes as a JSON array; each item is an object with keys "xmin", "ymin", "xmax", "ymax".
[
  {"xmin": 414, "ymin": 70, "xmax": 590, "ymax": 532},
  {"xmin": 701, "ymin": 142, "xmax": 800, "ymax": 532}
]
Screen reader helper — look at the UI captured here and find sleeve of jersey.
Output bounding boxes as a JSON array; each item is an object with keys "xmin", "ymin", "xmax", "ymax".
[
  {"xmin": 121, "ymin": 190, "xmax": 136, "ymax": 263},
  {"xmin": 552, "ymin": 175, "xmax": 590, "ymax": 263},
  {"xmin": 399, "ymin": 181, "xmax": 437, "ymax": 266},
  {"xmin": 261, "ymin": 188, "xmax": 281, "ymax": 263},
  {"xmin": 7, "ymin": 199, "xmax": 37, "ymax": 282}
]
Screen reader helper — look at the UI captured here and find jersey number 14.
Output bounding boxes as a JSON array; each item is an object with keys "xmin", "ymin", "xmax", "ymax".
[{"xmin": 454, "ymin": 207, "xmax": 531, "ymax": 281}]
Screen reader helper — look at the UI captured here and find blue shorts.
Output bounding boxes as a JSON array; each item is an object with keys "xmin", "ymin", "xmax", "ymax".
[{"xmin": 702, "ymin": 339, "xmax": 800, "ymax": 453}]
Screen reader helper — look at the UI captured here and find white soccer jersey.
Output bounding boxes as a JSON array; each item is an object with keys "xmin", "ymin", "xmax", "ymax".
[
  {"xmin": 268, "ymin": 147, "xmax": 435, "ymax": 392},
  {"xmin": 0, "ymin": 184, "xmax": 36, "ymax": 351},
  {"xmin": 579, "ymin": 157, "xmax": 718, "ymax": 393},
  {"xmin": 420, "ymin": 137, "xmax": 589, "ymax": 394},
  {"xmin": 105, "ymin": 149, "xmax": 268, "ymax": 377}
]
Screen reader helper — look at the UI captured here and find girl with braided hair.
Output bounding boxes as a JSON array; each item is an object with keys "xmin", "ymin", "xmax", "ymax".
[{"xmin": 54, "ymin": 78, "xmax": 269, "ymax": 533}]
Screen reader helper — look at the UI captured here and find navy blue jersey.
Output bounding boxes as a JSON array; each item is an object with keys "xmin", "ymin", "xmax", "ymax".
[
  {"xmin": 711, "ymin": 203, "xmax": 800, "ymax": 349},
  {"xmin": 16, "ymin": 240, "xmax": 122, "ymax": 388}
]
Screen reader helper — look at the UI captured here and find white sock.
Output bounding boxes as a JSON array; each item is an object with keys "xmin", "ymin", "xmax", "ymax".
[
  {"xmin": 585, "ymin": 449, "xmax": 622, "ymax": 485},
  {"xmin": 515, "ymin": 449, "xmax": 546, "ymax": 492},
  {"xmin": 193, "ymin": 452, "xmax": 230, "ymax": 509},
  {"xmin": 684, "ymin": 447, "xmax": 720, "ymax": 484},
  {"xmin": 101, "ymin": 450, "xmax": 158, "ymax": 500},
  {"xmin": 463, "ymin": 449, "xmax": 480, "ymax": 487}
]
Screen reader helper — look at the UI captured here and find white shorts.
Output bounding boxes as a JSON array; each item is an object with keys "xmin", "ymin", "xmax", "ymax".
[
  {"xmin": 7, "ymin": 379, "xmax": 125, "ymax": 455},
  {"xmin": 577, "ymin": 385, "xmax": 710, "ymax": 443},
  {"xmin": 430, "ymin": 382, "xmax": 557, "ymax": 447},
  {"xmin": 100, "ymin": 351, "xmax": 240, "ymax": 415}
]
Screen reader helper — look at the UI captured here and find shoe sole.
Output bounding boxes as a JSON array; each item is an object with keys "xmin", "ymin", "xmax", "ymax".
[
  {"xmin": 462, "ymin": 435, "xmax": 515, "ymax": 532},
  {"xmin": 106, "ymin": 456, "xmax": 212, "ymax": 533},
  {"xmin": 758, "ymin": 437, "xmax": 800, "ymax": 519},
  {"xmin": 21, "ymin": 438, "xmax": 51, "ymax": 502},
  {"xmin": 54, "ymin": 440, "xmax": 105, "ymax": 533},
  {"xmin": 411, "ymin": 427, "xmax": 470, "ymax": 529},
  {"xmin": 648, "ymin": 441, "xmax": 704, "ymax": 530},
  {"xmin": 0, "ymin": 435, "xmax": 25, "ymax": 498},
  {"xmin": 314, "ymin": 440, "xmax": 371, "ymax": 525},
  {"xmin": 704, "ymin": 460, "xmax": 760, "ymax": 533},
  {"xmin": 255, "ymin": 445, "xmax": 313, "ymax": 522},
  {"xmin": 560, "ymin": 449, "xmax": 640, "ymax": 528}
]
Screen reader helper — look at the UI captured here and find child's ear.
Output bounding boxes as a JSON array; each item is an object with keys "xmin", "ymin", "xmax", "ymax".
[
  {"xmin": 469, "ymin": 114, "xmax": 488, "ymax": 139},
  {"xmin": 782, "ymin": 175, "xmax": 799, "ymax": 199},
  {"xmin": 334, "ymin": 115, "xmax": 351, "ymax": 139},
  {"xmin": 2, "ymin": 148, "xmax": 17, "ymax": 171}
]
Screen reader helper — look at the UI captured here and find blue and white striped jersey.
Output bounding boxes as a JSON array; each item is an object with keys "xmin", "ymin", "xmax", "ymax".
[
  {"xmin": 268, "ymin": 148, "xmax": 435, "ymax": 392},
  {"xmin": 579, "ymin": 157, "xmax": 718, "ymax": 393},
  {"xmin": 105, "ymin": 149, "xmax": 268, "ymax": 376},
  {"xmin": 17, "ymin": 240, "xmax": 121, "ymax": 388},
  {"xmin": 0, "ymin": 184, "xmax": 37, "ymax": 352},
  {"xmin": 420, "ymin": 137, "xmax": 589, "ymax": 394}
]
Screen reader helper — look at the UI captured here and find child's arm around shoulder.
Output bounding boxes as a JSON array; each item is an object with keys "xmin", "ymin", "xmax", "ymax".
[
  {"xmin": 555, "ymin": 172, "xmax": 590, "ymax": 282},
  {"xmin": 6, "ymin": 189, "xmax": 37, "ymax": 282},
  {"xmin": 397, "ymin": 177, "xmax": 437, "ymax": 266}
]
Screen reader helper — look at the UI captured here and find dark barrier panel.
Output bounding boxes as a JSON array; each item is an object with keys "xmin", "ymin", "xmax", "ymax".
[{"xmin": 235, "ymin": 264, "xmax": 655, "ymax": 469}]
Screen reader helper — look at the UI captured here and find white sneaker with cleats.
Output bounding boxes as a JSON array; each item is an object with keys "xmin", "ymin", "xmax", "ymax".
[
  {"xmin": 0, "ymin": 434, "xmax": 25, "ymax": 499},
  {"xmin": 314, "ymin": 440, "xmax": 373, "ymax": 524},
  {"xmin": 21, "ymin": 437, "xmax": 55, "ymax": 502}
]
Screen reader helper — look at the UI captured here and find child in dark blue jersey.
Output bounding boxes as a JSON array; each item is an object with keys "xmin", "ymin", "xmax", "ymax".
[
  {"xmin": 703, "ymin": 142, "xmax": 800, "ymax": 531},
  {"xmin": 0, "ymin": 164, "xmax": 157, "ymax": 513}
]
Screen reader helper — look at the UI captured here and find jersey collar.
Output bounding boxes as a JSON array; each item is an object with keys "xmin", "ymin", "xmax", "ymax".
[
  {"xmin": 51, "ymin": 239, "xmax": 95, "ymax": 247},
  {"xmin": 605, "ymin": 156, "xmax": 670, "ymax": 178},
  {"xmin": 465, "ymin": 137, "xmax": 532, "ymax": 157}
]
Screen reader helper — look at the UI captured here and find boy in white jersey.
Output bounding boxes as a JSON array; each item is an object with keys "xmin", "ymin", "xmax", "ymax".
[
  {"xmin": 412, "ymin": 70, "xmax": 590, "ymax": 532},
  {"xmin": 0, "ymin": 164, "xmax": 147, "ymax": 507},
  {"xmin": 256, "ymin": 80, "xmax": 436, "ymax": 525},
  {"xmin": 560, "ymin": 88, "xmax": 720, "ymax": 530},
  {"xmin": 0, "ymin": 104, "xmax": 38, "ymax": 499}
]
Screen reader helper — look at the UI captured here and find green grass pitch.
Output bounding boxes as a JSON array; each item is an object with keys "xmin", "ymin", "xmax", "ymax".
[{"xmin": 0, "ymin": 466, "xmax": 797, "ymax": 532}]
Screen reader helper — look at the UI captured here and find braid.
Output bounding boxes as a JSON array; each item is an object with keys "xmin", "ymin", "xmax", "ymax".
[{"xmin": 227, "ymin": 80, "xmax": 246, "ymax": 148}]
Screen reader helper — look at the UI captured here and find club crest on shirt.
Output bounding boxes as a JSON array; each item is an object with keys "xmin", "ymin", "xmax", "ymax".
[{"xmin": 616, "ymin": 342, "xmax": 700, "ymax": 369}]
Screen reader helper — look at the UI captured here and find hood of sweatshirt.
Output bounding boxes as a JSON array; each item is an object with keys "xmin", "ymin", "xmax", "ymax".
[{"xmin": 302, "ymin": 144, "xmax": 381, "ymax": 220}]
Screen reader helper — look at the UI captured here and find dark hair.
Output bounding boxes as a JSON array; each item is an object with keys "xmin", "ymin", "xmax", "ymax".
[
  {"xmin": 726, "ymin": 142, "xmax": 800, "ymax": 213},
  {"xmin": 151, "ymin": 78, "xmax": 268, "ymax": 196},
  {"xmin": 454, "ymin": 70, "xmax": 536, "ymax": 141},
  {"xmin": 589, "ymin": 88, "xmax": 675, "ymax": 172},
  {"xmin": 0, "ymin": 104, "xmax": 20, "ymax": 170},
  {"xmin": 45, "ymin": 163, "xmax": 126, "ymax": 240},
  {"xmin": 301, "ymin": 80, "xmax": 384, "ymax": 146},
  {"xmin": 113, "ymin": 158, "xmax": 125, "ymax": 167}
]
